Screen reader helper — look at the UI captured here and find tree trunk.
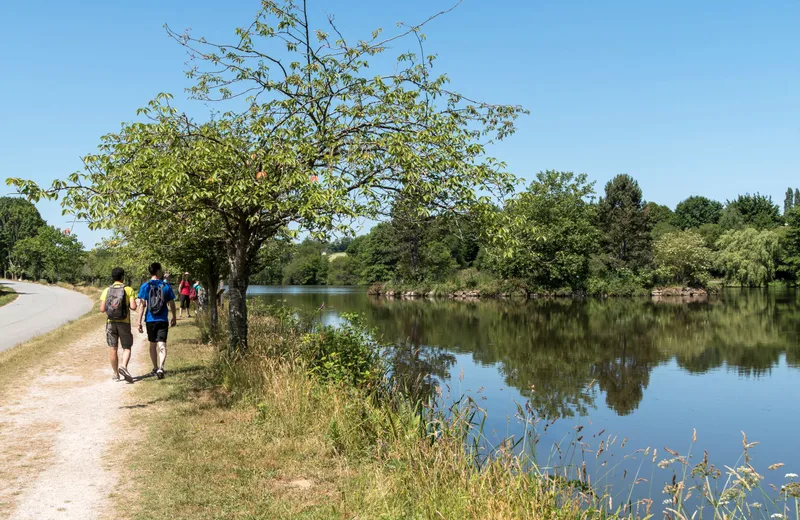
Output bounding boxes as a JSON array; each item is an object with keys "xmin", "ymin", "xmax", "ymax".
[
  {"xmin": 204, "ymin": 256, "xmax": 220, "ymax": 336},
  {"xmin": 227, "ymin": 243, "xmax": 251, "ymax": 354}
]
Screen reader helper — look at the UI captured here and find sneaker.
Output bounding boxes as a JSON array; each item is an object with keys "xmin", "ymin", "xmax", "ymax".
[
  {"xmin": 112, "ymin": 374, "xmax": 121, "ymax": 382},
  {"xmin": 150, "ymin": 368, "xmax": 158, "ymax": 378},
  {"xmin": 118, "ymin": 366, "xmax": 134, "ymax": 384},
  {"xmin": 156, "ymin": 369, "xmax": 165, "ymax": 380}
]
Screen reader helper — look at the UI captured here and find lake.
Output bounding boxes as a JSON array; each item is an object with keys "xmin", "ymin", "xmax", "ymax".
[{"xmin": 249, "ymin": 285, "xmax": 800, "ymax": 506}]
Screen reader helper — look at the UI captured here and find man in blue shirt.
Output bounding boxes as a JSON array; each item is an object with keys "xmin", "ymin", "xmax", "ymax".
[{"xmin": 137, "ymin": 262, "xmax": 177, "ymax": 380}]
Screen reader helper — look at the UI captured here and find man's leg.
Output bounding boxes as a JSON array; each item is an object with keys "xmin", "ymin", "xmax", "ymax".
[
  {"xmin": 121, "ymin": 347, "xmax": 132, "ymax": 369},
  {"xmin": 149, "ymin": 342, "xmax": 158, "ymax": 371},
  {"xmin": 108, "ymin": 347, "xmax": 119, "ymax": 377},
  {"xmin": 106, "ymin": 324, "xmax": 119, "ymax": 378},
  {"xmin": 157, "ymin": 341, "xmax": 167, "ymax": 370}
]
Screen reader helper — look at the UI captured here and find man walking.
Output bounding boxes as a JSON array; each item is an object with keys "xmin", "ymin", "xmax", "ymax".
[
  {"xmin": 100, "ymin": 267, "xmax": 137, "ymax": 383},
  {"xmin": 137, "ymin": 262, "xmax": 177, "ymax": 380}
]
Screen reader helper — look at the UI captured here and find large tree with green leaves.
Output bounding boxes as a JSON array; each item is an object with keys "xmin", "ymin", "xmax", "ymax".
[
  {"xmin": 653, "ymin": 230, "xmax": 712, "ymax": 287},
  {"xmin": 716, "ymin": 228, "xmax": 780, "ymax": 287},
  {"xmin": 596, "ymin": 174, "xmax": 652, "ymax": 271},
  {"xmin": 0, "ymin": 197, "xmax": 45, "ymax": 278},
  {"xmin": 673, "ymin": 196, "xmax": 723, "ymax": 229},
  {"xmin": 724, "ymin": 193, "xmax": 782, "ymax": 230},
  {"xmin": 485, "ymin": 170, "xmax": 597, "ymax": 290},
  {"xmin": 9, "ymin": 1, "xmax": 524, "ymax": 352},
  {"xmin": 11, "ymin": 226, "xmax": 84, "ymax": 283}
]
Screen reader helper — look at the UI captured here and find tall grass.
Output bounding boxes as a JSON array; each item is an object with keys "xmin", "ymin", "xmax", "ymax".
[{"xmin": 191, "ymin": 305, "xmax": 799, "ymax": 519}]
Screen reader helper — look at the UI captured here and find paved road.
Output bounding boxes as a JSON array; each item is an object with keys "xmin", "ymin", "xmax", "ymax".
[{"xmin": 0, "ymin": 281, "xmax": 94, "ymax": 353}]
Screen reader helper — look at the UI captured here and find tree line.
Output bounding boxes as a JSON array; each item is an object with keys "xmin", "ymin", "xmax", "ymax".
[{"xmin": 251, "ymin": 173, "xmax": 800, "ymax": 294}]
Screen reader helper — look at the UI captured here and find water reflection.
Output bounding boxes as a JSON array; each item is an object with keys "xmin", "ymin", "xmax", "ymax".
[{"xmin": 251, "ymin": 287, "xmax": 800, "ymax": 419}]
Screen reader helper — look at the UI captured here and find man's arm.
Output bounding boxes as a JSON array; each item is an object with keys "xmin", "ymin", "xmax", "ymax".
[
  {"xmin": 138, "ymin": 299, "xmax": 147, "ymax": 333},
  {"xmin": 129, "ymin": 290, "xmax": 138, "ymax": 311},
  {"xmin": 169, "ymin": 300, "xmax": 177, "ymax": 327}
]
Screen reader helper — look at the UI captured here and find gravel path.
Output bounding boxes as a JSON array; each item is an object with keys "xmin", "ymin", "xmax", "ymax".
[{"xmin": 0, "ymin": 316, "xmax": 151, "ymax": 519}]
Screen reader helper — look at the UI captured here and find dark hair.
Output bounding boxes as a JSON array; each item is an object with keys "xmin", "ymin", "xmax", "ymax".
[
  {"xmin": 111, "ymin": 267, "xmax": 125, "ymax": 282},
  {"xmin": 148, "ymin": 262, "xmax": 162, "ymax": 276}
]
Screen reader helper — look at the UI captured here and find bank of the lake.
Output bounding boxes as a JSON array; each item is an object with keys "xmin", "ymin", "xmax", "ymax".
[{"xmin": 125, "ymin": 294, "xmax": 800, "ymax": 519}]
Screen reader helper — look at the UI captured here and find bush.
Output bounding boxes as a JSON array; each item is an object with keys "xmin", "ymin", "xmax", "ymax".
[{"xmin": 300, "ymin": 314, "xmax": 385, "ymax": 388}]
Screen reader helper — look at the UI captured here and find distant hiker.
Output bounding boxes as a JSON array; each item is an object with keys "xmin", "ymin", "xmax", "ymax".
[
  {"xmin": 178, "ymin": 272, "xmax": 192, "ymax": 319},
  {"xmin": 192, "ymin": 280, "xmax": 206, "ymax": 310},
  {"xmin": 99, "ymin": 267, "xmax": 137, "ymax": 383},
  {"xmin": 137, "ymin": 262, "xmax": 177, "ymax": 380}
]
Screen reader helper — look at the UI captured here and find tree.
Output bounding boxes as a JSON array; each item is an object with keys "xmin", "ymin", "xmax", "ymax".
[
  {"xmin": 282, "ymin": 239, "xmax": 329, "ymax": 285},
  {"xmin": 485, "ymin": 170, "xmax": 598, "ymax": 290},
  {"xmin": 780, "ymin": 207, "xmax": 800, "ymax": 280},
  {"xmin": 11, "ymin": 226, "xmax": 84, "ymax": 283},
  {"xmin": 347, "ymin": 224, "xmax": 400, "ymax": 283},
  {"xmin": 596, "ymin": 174, "xmax": 652, "ymax": 271},
  {"xmin": 785, "ymin": 187, "xmax": 794, "ymax": 215},
  {"xmin": 653, "ymin": 231, "xmax": 712, "ymax": 287},
  {"xmin": 725, "ymin": 193, "xmax": 782, "ymax": 229},
  {"xmin": 0, "ymin": 197, "xmax": 45, "ymax": 278},
  {"xmin": 9, "ymin": 1, "xmax": 524, "ymax": 352},
  {"xmin": 644, "ymin": 202, "xmax": 674, "ymax": 226},
  {"xmin": 795, "ymin": 189, "xmax": 799, "ymax": 208},
  {"xmin": 326, "ymin": 254, "xmax": 360, "ymax": 285},
  {"xmin": 673, "ymin": 196, "xmax": 723, "ymax": 229},
  {"xmin": 716, "ymin": 228, "xmax": 780, "ymax": 287}
]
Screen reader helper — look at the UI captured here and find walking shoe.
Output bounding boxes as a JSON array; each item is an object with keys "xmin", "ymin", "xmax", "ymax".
[
  {"xmin": 112, "ymin": 374, "xmax": 121, "ymax": 382},
  {"xmin": 150, "ymin": 368, "xmax": 158, "ymax": 378},
  {"xmin": 118, "ymin": 366, "xmax": 134, "ymax": 384},
  {"xmin": 156, "ymin": 369, "xmax": 165, "ymax": 380}
]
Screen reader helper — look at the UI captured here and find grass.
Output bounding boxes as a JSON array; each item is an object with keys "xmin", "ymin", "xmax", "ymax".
[
  {"xmin": 122, "ymin": 309, "xmax": 800, "ymax": 519},
  {"xmin": 0, "ymin": 285, "xmax": 17, "ymax": 308}
]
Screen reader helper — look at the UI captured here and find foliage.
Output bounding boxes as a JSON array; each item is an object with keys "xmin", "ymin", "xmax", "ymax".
[
  {"xmin": 780, "ymin": 207, "xmax": 800, "ymax": 280},
  {"xmin": 596, "ymin": 174, "xmax": 652, "ymax": 271},
  {"xmin": 484, "ymin": 170, "xmax": 597, "ymax": 290},
  {"xmin": 785, "ymin": 187, "xmax": 795, "ymax": 215},
  {"xmin": 9, "ymin": 1, "xmax": 524, "ymax": 352},
  {"xmin": 10, "ymin": 226, "xmax": 84, "ymax": 283},
  {"xmin": 673, "ymin": 196, "xmax": 723, "ymax": 229},
  {"xmin": 644, "ymin": 201, "xmax": 674, "ymax": 226},
  {"xmin": 716, "ymin": 228, "xmax": 781, "ymax": 287},
  {"xmin": 0, "ymin": 197, "xmax": 45, "ymax": 277},
  {"xmin": 725, "ymin": 193, "xmax": 782, "ymax": 230},
  {"xmin": 326, "ymin": 254, "xmax": 360, "ymax": 285},
  {"xmin": 653, "ymin": 230, "xmax": 712, "ymax": 286},
  {"xmin": 282, "ymin": 239, "xmax": 329, "ymax": 285},
  {"xmin": 300, "ymin": 314, "xmax": 384, "ymax": 388}
]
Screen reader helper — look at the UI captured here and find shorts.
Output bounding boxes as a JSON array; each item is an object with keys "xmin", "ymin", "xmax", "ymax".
[
  {"xmin": 106, "ymin": 322, "xmax": 134, "ymax": 349},
  {"xmin": 180, "ymin": 294, "xmax": 191, "ymax": 309},
  {"xmin": 145, "ymin": 321, "xmax": 169, "ymax": 343}
]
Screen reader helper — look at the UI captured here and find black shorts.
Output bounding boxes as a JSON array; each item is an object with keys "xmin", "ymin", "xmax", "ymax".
[
  {"xmin": 145, "ymin": 321, "xmax": 169, "ymax": 343},
  {"xmin": 180, "ymin": 294, "xmax": 191, "ymax": 309}
]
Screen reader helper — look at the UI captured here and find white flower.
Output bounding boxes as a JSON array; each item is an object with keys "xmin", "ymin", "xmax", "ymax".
[
  {"xmin": 750, "ymin": 502, "xmax": 762, "ymax": 509},
  {"xmin": 786, "ymin": 473, "xmax": 799, "ymax": 479},
  {"xmin": 771, "ymin": 514, "xmax": 785, "ymax": 519},
  {"xmin": 662, "ymin": 499, "xmax": 672, "ymax": 505}
]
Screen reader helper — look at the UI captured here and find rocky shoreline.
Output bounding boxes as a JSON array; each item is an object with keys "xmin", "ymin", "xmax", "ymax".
[{"xmin": 368, "ymin": 285, "xmax": 710, "ymax": 301}]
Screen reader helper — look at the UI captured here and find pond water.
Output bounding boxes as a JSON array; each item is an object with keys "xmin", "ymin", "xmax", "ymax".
[{"xmin": 249, "ymin": 285, "xmax": 800, "ymax": 507}]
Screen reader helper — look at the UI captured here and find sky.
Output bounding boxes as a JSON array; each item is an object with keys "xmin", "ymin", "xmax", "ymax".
[{"xmin": 0, "ymin": 0, "xmax": 798, "ymax": 248}]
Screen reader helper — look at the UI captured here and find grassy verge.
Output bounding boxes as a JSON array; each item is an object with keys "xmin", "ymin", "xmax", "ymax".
[
  {"xmin": 0, "ymin": 286, "xmax": 17, "ymax": 307},
  {"xmin": 123, "ymin": 309, "xmax": 800, "ymax": 519}
]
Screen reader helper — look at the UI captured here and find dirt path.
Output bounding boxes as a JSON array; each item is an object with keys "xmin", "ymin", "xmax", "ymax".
[{"xmin": 0, "ymin": 320, "xmax": 151, "ymax": 520}]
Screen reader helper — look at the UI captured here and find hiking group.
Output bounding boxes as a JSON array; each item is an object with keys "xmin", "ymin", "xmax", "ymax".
[{"xmin": 100, "ymin": 262, "xmax": 205, "ymax": 383}]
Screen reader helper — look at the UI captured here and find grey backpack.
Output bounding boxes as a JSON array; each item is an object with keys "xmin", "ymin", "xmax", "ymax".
[{"xmin": 105, "ymin": 286, "xmax": 128, "ymax": 320}]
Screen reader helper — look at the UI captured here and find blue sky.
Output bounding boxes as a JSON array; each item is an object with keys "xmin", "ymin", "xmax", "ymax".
[{"xmin": 1, "ymin": 0, "xmax": 797, "ymax": 248}]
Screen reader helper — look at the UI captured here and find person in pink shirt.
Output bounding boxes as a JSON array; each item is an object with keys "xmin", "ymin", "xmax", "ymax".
[{"xmin": 178, "ymin": 272, "xmax": 193, "ymax": 319}]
